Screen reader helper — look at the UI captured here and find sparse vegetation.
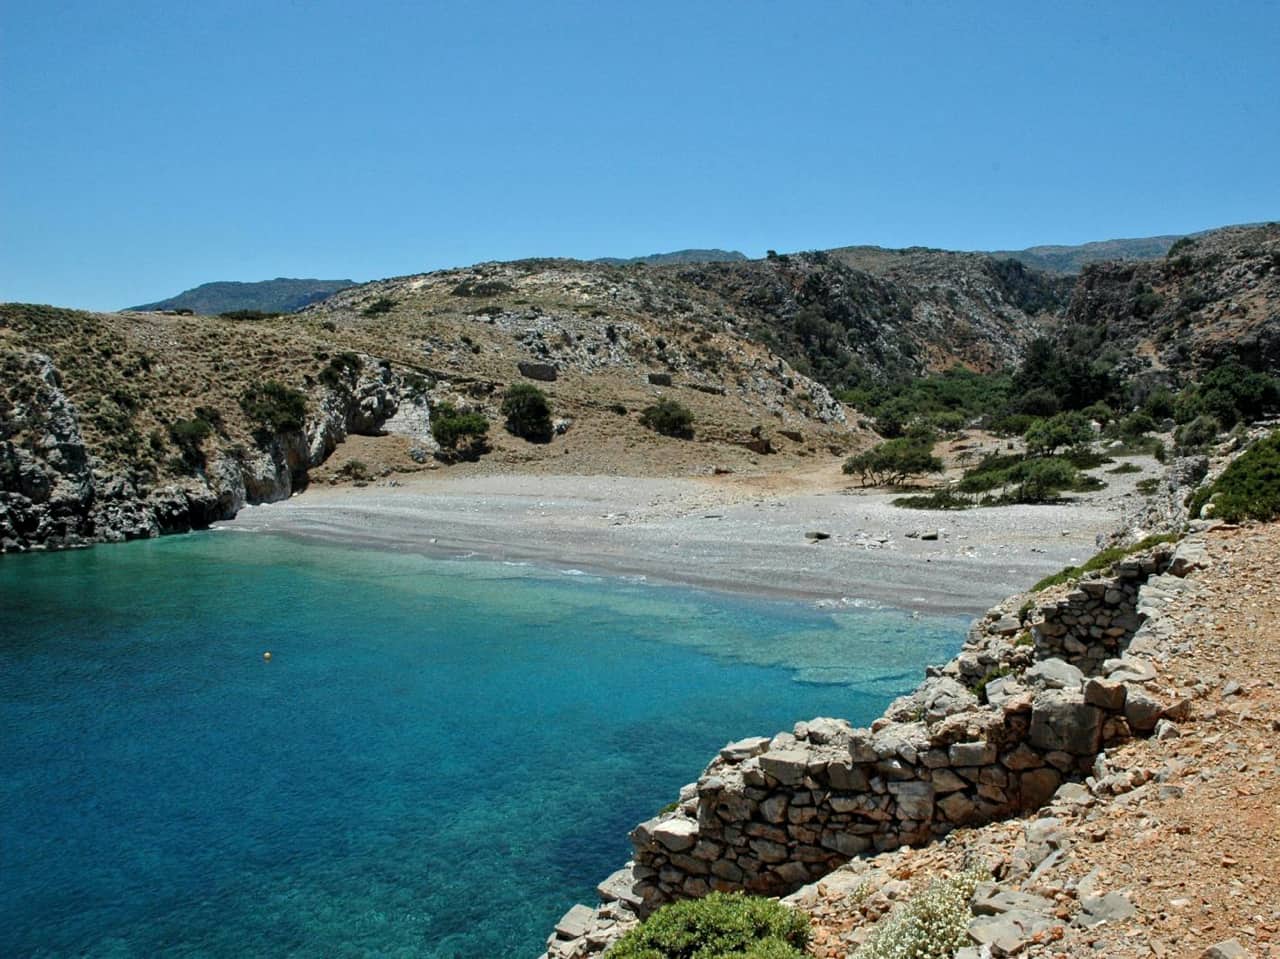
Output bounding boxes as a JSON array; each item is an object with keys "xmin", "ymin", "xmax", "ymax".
[
  {"xmin": 362, "ymin": 297, "xmax": 395, "ymax": 316},
  {"xmin": 851, "ymin": 863, "xmax": 989, "ymax": 959},
  {"xmin": 609, "ymin": 892, "xmax": 809, "ymax": 959},
  {"xmin": 239, "ymin": 381, "xmax": 308, "ymax": 436},
  {"xmin": 1031, "ymin": 533, "xmax": 1181, "ymax": 592}
]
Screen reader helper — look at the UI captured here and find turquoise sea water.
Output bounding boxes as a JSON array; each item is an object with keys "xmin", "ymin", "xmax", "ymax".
[{"xmin": 0, "ymin": 532, "xmax": 968, "ymax": 958}]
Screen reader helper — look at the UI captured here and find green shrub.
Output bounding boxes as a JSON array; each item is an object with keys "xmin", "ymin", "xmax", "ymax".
[
  {"xmin": 892, "ymin": 489, "xmax": 973, "ymax": 510},
  {"xmin": 1186, "ymin": 430, "xmax": 1280, "ymax": 522},
  {"xmin": 1107, "ymin": 462, "xmax": 1142, "ymax": 475},
  {"xmin": 608, "ymin": 892, "xmax": 809, "ymax": 959},
  {"xmin": 501, "ymin": 382, "xmax": 553, "ymax": 442},
  {"xmin": 1175, "ymin": 414, "xmax": 1221, "ymax": 453},
  {"xmin": 430, "ymin": 402, "xmax": 489, "ymax": 460},
  {"xmin": 640, "ymin": 398, "xmax": 695, "ymax": 438},
  {"xmin": 1015, "ymin": 457, "xmax": 1079, "ymax": 502},
  {"xmin": 451, "ymin": 278, "xmax": 513, "ymax": 298},
  {"xmin": 219, "ymin": 309, "xmax": 280, "ymax": 321},
  {"xmin": 1115, "ymin": 411, "xmax": 1157, "ymax": 439},
  {"xmin": 1024, "ymin": 411, "xmax": 1092, "ymax": 456},
  {"xmin": 1136, "ymin": 478, "xmax": 1160, "ymax": 494},
  {"xmin": 851, "ymin": 863, "xmax": 988, "ymax": 959},
  {"xmin": 362, "ymin": 296, "xmax": 395, "ymax": 316},
  {"xmin": 318, "ymin": 352, "xmax": 363, "ymax": 388},
  {"xmin": 338, "ymin": 460, "xmax": 372, "ymax": 482},
  {"xmin": 844, "ymin": 437, "xmax": 942, "ymax": 487},
  {"xmin": 193, "ymin": 405, "xmax": 224, "ymax": 430},
  {"xmin": 168, "ymin": 417, "xmax": 213, "ymax": 466},
  {"xmin": 240, "ymin": 381, "xmax": 307, "ymax": 435}
]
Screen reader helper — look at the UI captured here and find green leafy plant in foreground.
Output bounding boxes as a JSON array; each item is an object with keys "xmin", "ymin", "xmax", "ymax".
[
  {"xmin": 608, "ymin": 892, "xmax": 809, "ymax": 959},
  {"xmin": 1186, "ymin": 430, "xmax": 1280, "ymax": 522}
]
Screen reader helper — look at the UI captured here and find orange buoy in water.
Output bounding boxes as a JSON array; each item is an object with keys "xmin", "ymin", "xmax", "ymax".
[{"xmin": 263, "ymin": 651, "xmax": 272, "ymax": 662}]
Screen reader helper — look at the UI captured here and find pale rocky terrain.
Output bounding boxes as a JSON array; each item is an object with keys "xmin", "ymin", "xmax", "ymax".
[{"xmin": 793, "ymin": 520, "xmax": 1280, "ymax": 958}]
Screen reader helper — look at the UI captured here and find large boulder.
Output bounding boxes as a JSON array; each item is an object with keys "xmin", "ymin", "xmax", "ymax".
[{"xmin": 1029, "ymin": 689, "xmax": 1103, "ymax": 756}]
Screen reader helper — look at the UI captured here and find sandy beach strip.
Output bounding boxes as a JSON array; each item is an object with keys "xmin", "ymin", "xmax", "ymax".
[{"xmin": 214, "ymin": 469, "xmax": 1148, "ymax": 617}]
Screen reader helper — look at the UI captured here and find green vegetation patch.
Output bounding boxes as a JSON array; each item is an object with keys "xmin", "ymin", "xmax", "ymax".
[
  {"xmin": 501, "ymin": 382, "xmax": 553, "ymax": 442},
  {"xmin": 844, "ymin": 434, "xmax": 942, "ymax": 487},
  {"xmin": 1031, "ymin": 533, "xmax": 1180, "ymax": 592},
  {"xmin": 609, "ymin": 892, "xmax": 810, "ymax": 959},
  {"xmin": 240, "ymin": 381, "xmax": 308, "ymax": 436},
  {"xmin": 1187, "ymin": 430, "xmax": 1280, "ymax": 522},
  {"xmin": 640, "ymin": 398, "xmax": 695, "ymax": 438},
  {"xmin": 430, "ymin": 402, "xmax": 489, "ymax": 460}
]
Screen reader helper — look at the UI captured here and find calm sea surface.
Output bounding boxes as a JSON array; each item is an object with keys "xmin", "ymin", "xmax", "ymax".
[{"xmin": 0, "ymin": 532, "xmax": 968, "ymax": 957}]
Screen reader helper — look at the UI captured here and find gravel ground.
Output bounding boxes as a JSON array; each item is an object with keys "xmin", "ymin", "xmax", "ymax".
[{"xmin": 217, "ymin": 457, "xmax": 1161, "ymax": 616}]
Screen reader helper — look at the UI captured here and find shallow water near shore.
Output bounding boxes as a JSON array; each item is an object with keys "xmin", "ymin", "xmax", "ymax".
[{"xmin": 0, "ymin": 533, "xmax": 966, "ymax": 957}]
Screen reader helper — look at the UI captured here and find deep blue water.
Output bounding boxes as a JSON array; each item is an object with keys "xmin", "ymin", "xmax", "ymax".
[{"xmin": 0, "ymin": 532, "xmax": 967, "ymax": 958}]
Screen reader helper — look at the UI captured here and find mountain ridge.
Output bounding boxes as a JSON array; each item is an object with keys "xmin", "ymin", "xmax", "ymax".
[{"xmin": 128, "ymin": 277, "xmax": 356, "ymax": 314}]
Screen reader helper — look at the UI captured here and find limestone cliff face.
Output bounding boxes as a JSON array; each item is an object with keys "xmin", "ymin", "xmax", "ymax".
[
  {"xmin": 0, "ymin": 349, "xmax": 404, "ymax": 551},
  {"xmin": 0, "ymin": 351, "xmax": 96, "ymax": 546}
]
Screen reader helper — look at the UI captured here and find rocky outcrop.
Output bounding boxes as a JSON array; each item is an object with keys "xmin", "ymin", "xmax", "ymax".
[
  {"xmin": 0, "ymin": 351, "xmax": 96, "ymax": 549},
  {"xmin": 0, "ymin": 350, "xmax": 404, "ymax": 551},
  {"xmin": 544, "ymin": 537, "xmax": 1204, "ymax": 959}
]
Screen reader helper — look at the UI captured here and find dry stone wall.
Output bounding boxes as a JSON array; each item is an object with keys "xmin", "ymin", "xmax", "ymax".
[{"xmin": 544, "ymin": 539, "xmax": 1203, "ymax": 959}]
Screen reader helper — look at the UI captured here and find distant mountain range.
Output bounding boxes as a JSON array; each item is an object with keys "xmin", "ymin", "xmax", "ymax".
[
  {"xmin": 128, "ymin": 278, "xmax": 355, "ymax": 314},
  {"xmin": 593, "ymin": 249, "xmax": 748, "ymax": 266},
  {"xmin": 988, "ymin": 235, "xmax": 1187, "ymax": 274}
]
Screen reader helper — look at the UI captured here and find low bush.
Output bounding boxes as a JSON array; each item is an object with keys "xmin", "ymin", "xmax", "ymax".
[
  {"xmin": 318, "ymin": 352, "xmax": 363, "ymax": 388},
  {"xmin": 640, "ymin": 398, "xmax": 695, "ymax": 438},
  {"xmin": 609, "ymin": 892, "xmax": 809, "ymax": 959},
  {"xmin": 430, "ymin": 402, "xmax": 489, "ymax": 460},
  {"xmin": 168, "ymin": 417, "xmax": 213, "ymax": 467},
  {"xmin": 1107, "ymin": 462, "xmax": 1142, "ymax": 475},
  {"xmin": 892, "ymin": 489, "xmax": 973, "ymax": 510},
  {"xmin": 501, "ymin": 382, "xmax": 553, "ymax": 442},
  {"xmin": 362, "ymin": 297, "xmax": 395, "ymax": 316},
  {"xmin": 1175, "ymin": 414, "xmax": 1221, "ymax": 453},
  {"xmin": 1186, "ymin": 430, "xmax": 1280, "ymax": 522},
  {"xmin": 851, "ymin": 863, "xmax": 989, "ymax": 959},
  {"xmin": 219, "ymin": 309, "xmax": 280, "ymax": 321}
]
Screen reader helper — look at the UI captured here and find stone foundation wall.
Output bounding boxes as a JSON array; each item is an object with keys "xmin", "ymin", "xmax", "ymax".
[{"xmin": 544, "ymin": 539, "xmax": 1204, "ymax": 958}]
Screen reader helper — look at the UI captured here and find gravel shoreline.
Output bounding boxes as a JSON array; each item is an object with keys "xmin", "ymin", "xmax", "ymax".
[{"xmin": 216, "ymin": 466, "xmax": 1154, "ymax": 616}]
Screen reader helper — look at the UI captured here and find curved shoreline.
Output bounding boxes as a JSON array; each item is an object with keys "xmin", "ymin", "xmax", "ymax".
[{"xmin": 215, "ymin": 470, "xmax": 1142, "ymax": 617}]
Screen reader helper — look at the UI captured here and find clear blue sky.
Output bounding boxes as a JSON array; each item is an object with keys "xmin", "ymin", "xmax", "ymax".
[{"xmin": 2, "ymin": 1, "xmax": 1277, "ymax": 310}]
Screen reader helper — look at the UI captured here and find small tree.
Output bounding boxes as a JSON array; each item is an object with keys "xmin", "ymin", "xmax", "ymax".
[
  {"xmin": 430, "ymin": 403, "xmax": 489, "ymax": 461},
  {"xmin": 640, "ymin": 398, "xmax": 694, "ymax": 438},
  {"xmin": 501, "ymin": 383, "xmax": 553, "ymax": 442},
  {"xmin": 1024, "ymin": 411, "xmax": 1092, "ymax": 456},
  {"xmin": 843, "ymin": 437, "xmax": 943, "ymax": 487}
]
